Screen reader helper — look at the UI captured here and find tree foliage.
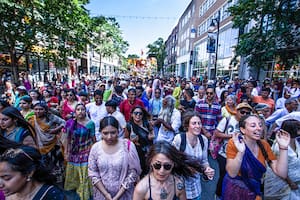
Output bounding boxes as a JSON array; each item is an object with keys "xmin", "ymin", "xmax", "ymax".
[
  {"xmin": 147, "ymin": 37, "xmax": 166, "ymax": 75},
  {"xmin": 229, "ymin": 0, "xmax": 300, "ymax": 72},
  {"xmin": 0, "ymin": 0, "xmax": 128, "ymax": 82},
  {"xmin": 90, "ymin": 16, "xmax": 128, "ymax": 59}
]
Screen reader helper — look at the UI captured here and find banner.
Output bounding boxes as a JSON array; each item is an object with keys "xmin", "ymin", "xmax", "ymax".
[{"xmin": 207, "ymin": 32, "xmax": 217, "ymax": 53}]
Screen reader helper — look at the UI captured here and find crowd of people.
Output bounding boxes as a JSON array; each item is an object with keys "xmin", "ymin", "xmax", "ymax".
[{"xmin": 0, "ymin": 73, "xmax": 299, "ymax": 200}]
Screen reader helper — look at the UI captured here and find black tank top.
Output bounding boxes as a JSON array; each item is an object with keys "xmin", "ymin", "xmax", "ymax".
[{"xmin": 148, "ymin": 175, "xmax": 180, "ymax": 200}]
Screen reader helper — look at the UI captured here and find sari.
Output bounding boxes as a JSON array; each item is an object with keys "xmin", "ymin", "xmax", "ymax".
[
  {"xmin": 127, "ymin": 121, "xmax": 152, "ymax": 177},
  {"xmin": 28, "ymin": 115, "xmax": 65, "ymax": 186},
  {"xmin": 222, "ymin": 146, "xmax": 266, "ymax": 200},
  {"xmin": 64, "ymin": 119, "xmax": 95, "ymax": 200},
  {"xmin": 61, "ymin": 100, "xmax": 76, "ymax": 120}
]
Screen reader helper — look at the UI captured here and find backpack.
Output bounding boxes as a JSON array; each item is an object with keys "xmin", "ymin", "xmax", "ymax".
[{"xmin": 179, "ymin": 133, "xmax": 204, "ymax": 152}]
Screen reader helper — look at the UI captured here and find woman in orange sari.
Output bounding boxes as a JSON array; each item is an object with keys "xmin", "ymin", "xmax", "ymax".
[{"xmin": 28, "ymin": 101, "xmax": 65, "ymax": 186}]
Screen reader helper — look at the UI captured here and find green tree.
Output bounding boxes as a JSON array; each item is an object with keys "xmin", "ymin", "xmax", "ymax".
[
  {"xmin": 90, "ymin": 16, "xmax": 128, "ymax": 74},
  {"xmin": 147, "ymin": 37, "xmax": 166, "ymax": 75},
  {"xmin": 229, "ymin": 0, "xmax": 300, "ymax": 77},
  {"xmin": 0, "ymin": 0, "xmax": 91, "ymax": 82}
]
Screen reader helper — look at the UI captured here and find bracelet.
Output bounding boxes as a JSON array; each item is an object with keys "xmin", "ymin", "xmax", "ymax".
[{"xmin": 279, "ymin": 146, "xmax": 288, "ymax": 150}]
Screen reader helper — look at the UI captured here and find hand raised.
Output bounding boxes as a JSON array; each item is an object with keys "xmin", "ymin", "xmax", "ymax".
[
  {"xmin": 232, "ymin": 132, "xmax": 245, "ymax": 153},
  {"xmin": 276, "ymin": 129, "xmax": 290, "ymax": 148}
]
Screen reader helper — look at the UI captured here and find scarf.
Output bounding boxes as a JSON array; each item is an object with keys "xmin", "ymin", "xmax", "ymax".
[{"xmin": 225, "ymin": 104, "xmax": 237, "ymax": 116}]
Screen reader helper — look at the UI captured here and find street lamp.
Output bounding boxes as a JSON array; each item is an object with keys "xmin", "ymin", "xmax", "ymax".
[{"xmin": 208, "ymin": 11, "xmax": 220, "ymax": 80}]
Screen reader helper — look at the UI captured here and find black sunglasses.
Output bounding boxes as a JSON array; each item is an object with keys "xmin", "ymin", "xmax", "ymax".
[
  {"xmin": 133, "ymin": 111, "xmax": 143, "ymax": 116},
  {"xmin": 239, "ymin": 110, "xmax": 251, "ymax": 115},
  {"xmin": 206, "ymin": 92, "xmax": 214, "ymax": 95},
  {"xmin": 152, "ymin": 162, "xmax": 173, "ymax": 171}
]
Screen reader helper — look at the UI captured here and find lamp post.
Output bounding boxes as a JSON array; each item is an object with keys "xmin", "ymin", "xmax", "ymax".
[{"xmin": 209, "ymin": 11, "xmax": 220, "ymax": 80}]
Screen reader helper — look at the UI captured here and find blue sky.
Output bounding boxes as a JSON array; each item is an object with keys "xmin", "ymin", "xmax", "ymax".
[{"xmin": 86, "ymin": 0, "xmax": 191, "ymax": 56}]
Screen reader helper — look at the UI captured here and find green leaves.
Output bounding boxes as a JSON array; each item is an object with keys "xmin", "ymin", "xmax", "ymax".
[
  {"xmin": 147, "ymin": 37, "xmax": 166, "ymax": 74},
  {"xmin": 229, "ymin": 0, "xmax": 299, "ymax": 72}
]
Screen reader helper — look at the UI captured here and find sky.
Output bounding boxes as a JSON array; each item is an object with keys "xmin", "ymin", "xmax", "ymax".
[{"xmin": 86, "ymin": 0, "xmax": 191, "ymax": 56}]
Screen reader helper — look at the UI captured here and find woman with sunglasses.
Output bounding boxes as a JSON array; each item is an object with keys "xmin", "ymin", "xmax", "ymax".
[
  {"xmin": 173, "ymin": 111, "xmax": 214, "ymax": 200},
  {"xmin": 222, "ymin": 114, "xmax": 290, "ymax": 200},
  {"xmin": 133, "ymin": 140, "xmax": 203, "ymax": 200},
  {"xmin": 88, "ymin": 116, "xmax": 141, "ymax": 200},
  {"xmin": 125, "ymin": 106, "xmax": 154, "ymax": 177},
  {"xmin": 0, "ymin": 106, "xmax": 36, "ymax": 148},
  {"xmin": 64, "ymin": 103, "xmax": 96, "ymax": 200},
  {"xmin": 61, "ymin": 89, "xmax": 78, "ymax": 120},
  {"xmin": 0, "ymin": 146, "xmax": 65, "ymax": 200}
]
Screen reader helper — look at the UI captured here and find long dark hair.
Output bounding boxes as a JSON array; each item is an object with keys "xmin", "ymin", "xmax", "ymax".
[
  {"xmin": 130, "ymin": 105, "xmax": 151, "ymax": 129},
  {"xmin": 100, "ymin": 116, "xmax": 119, "ymax": 132},
  {"xmin": 281, "ymin": 119, "xmax": 300, "ymax": 139},
  {"xmin": 146, "ymin": 141, "xmax": 203, "ymax": 178},
  {"xmin": 0, "ymin": 135, "xmax": 21, "ymax": 154},
  {"xmin": 1, "ymin": 106, "xmax": 36, "ymax": 141},
  {"xmin": 0, "ymin": 146, "xmax": 56, "ymax": 185}
]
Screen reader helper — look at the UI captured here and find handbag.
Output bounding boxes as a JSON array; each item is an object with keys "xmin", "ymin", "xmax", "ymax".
[
  {"xmin": 209, "ymin": 117, "xmax": 230, "ymax": 159},
  {"xmin": 209, "ymin": 136, "xmax": 223, "ymax": 159}
]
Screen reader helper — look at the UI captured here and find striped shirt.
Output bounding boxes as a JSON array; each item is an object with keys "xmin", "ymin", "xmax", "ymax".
[{"xmin": 195, "ymin": 99, "xmax": 222, "ymax": 135}]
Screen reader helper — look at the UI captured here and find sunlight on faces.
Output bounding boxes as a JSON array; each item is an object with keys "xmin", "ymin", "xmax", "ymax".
[
  {"xmin": 132, "ymin": 108, "xmax": 143, "ymax": 122},
  {"xmin": 151, "ymin": 153, "xmax": 174, "ymax": 182},
  {"xmin": 188, "ymin": 116, "xmax": 202, "ymax": 136},
  {"xmin": 241, "ymin": 116, "xmax": 263, "ymax": 140},
  {"xmin": 226, "ymin": 97, "xmax": 234, "ymax": 107}
]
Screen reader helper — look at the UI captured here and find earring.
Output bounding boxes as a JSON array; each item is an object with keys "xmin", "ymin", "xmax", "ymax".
[{"xmin": 26, "ymin": 176, "xmax": 32, "ymax": 182}]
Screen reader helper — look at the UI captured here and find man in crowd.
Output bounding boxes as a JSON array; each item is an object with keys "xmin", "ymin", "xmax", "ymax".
[
  {"xmin": 119, "ymin": 88, "xmax": 144, "ymax": 122},
  {"xmin": 85, "ymin": 89, "xmax": 107, "ymax": 141}
]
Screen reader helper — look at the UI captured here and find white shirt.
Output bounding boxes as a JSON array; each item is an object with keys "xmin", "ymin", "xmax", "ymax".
[
  {"xmin": 275, "ymin": 97, "xmax": 287, "ymax": 110},
  {"xmin": 86, "ymin": 102, "xmax": 107, "ymax": 141},
  {"xmin": 172, "ymin": 134, "xmax": 208, "ymax": 199},
  {"xmin": 275, "ymin": 111, "xmax": 300, "ymax": 127},
  {"xmin": 156, "ymin": 109, "xmax": 181, "ymax": 143},
  {"xmin": 216, "ymin": 116, "xmax": 239, "ymax": 158},
  {"xmin": 108, "ymin": 110, "xmax": 126, "ymax": 137}
]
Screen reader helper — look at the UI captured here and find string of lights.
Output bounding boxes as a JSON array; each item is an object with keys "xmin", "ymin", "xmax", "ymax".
[{"xmin": 90, "ymin": 13, "xmax": 177, "ymax": 20}]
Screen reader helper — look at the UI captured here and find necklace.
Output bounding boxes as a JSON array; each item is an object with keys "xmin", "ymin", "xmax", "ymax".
[
  {"xmin": 151, "ymin": 174, "xmax": 171, "ymax": 200},
  {"xmin": 160, "ymin": 187, "xmax": 168, "ymax": 199}
]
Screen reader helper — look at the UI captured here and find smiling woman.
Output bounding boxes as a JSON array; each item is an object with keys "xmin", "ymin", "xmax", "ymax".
[{"xmin": 222, "ymin": 114, "xmax": 290, "ymax": 200}]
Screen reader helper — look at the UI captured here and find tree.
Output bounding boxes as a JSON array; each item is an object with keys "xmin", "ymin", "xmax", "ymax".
[
  {"xmin": 147, "ymin": 37, "xmax": 166, "ymax": 75},
  {"xmin": 229, "ymin": 0, "xmax": 300, "ymax": 77},
  {"xmin": 0, "ymin": 0, "xmax": 91, "ymax": 82},
  {"xmin": 90, "ymin": 16, "xmax": 129, "ymax": 74}
]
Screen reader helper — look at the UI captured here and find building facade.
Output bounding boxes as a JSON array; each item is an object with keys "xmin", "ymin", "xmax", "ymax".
[{"xmin": 166, "ymin": 0, "xmax": 240, "ymax": 81}]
